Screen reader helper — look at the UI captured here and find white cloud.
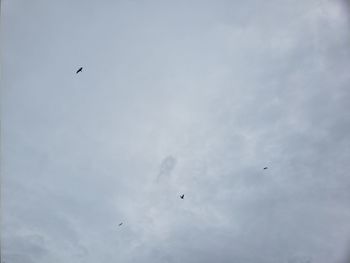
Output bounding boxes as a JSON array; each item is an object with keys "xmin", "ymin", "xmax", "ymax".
[{"xmin": 2, "ymin": 0, "xmax": 350, "ymax": 262}]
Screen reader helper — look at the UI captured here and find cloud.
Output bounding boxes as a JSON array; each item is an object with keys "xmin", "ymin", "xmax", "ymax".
[
  {"xmin": 2, "ymin": 0, "xmax": 350, "ymax": 262},
  {"xmin": 157, "ymin": 156, "xmax": 177, "ymax": 181}
]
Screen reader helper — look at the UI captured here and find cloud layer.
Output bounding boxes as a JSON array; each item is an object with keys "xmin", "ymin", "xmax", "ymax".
[{"xmin": 2, "ymin": 0, "xmax": 350, "ymax": 262}]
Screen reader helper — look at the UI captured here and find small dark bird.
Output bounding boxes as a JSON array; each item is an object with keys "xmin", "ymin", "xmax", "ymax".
[
  {"xmin": 118, "ymin": 222, "xmax": 123, "ymax": 226},
  {"xmin": 263, "ymin": 167, "xmax": 268, "ymax": 170},
  {"xmin": 180, "ymin": 194, "xmax": 184, "ymax": 199},
  {"xmin": 76, "ymin": 67, "xmax": 83, "ymax": 74}
]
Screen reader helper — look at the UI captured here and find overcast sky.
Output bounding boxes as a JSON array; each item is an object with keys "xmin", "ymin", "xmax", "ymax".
[{"xmin": 1, "ymin": 0, "xmax": 350, "ymax": 262}]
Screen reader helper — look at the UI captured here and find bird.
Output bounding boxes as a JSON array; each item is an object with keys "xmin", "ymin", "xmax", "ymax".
[
  {"xmin": 180, "ymin": 194, "xmax": 184, "ymax": 199},
  {"xmin": 76, "ymin": 67, "xmax": 83, "ymax": 74},
  {"xmin": 118, "ymin": 222, "xmax": 123, "ymax": 226},
  {"xmin": 263, "ymin": 167, "xmax": 268, "ymax": 170}
]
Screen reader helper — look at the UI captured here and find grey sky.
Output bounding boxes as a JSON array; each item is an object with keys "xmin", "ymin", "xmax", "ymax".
[{"xmin": 1, "ymin": 0, "xmax": 350, "ymax": 262}]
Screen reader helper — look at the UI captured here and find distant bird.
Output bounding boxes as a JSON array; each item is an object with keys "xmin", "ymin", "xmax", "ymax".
[
  {"xmin": 118, "ymin": 222, "xmax": 123, "ymax": 226},
  {"xmin": 263, "ymin": 167, "xmax": 268, "ymax": 170},
  {"xmin": 180, "ymin": 194, "xmax": 184, "ymax": 199},
  {"xmin": 76, "ymin": 67, "xmax": 83, "ymax": 74}
]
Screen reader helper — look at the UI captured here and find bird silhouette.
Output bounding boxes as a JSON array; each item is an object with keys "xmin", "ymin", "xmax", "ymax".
[
  {"xmin": 180, "ymin": 194, "xmax": 184, "ymax": 199},
  {"xmin": 118, "ymin": 222, "xmax": 123, "ymax": 226},
  {"xmin": 263, "ymin": 167, "xmax": 268, "ymax": 170},
  {"xmin": 76, "ymin": 67, "xmax": 83, "ymax": 74}
]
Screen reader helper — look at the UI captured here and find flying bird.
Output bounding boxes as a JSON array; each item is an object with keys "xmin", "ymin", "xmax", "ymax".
[
  {"xmin": 180, "ymin": 194, "xmax": 184, "ymax": 199},
  {"xmin": 118, "ymin": 222, "xmax": 123, "ymax": 226},
  {"xmin": 76, "ymin": 67, "xmax": 83, "ymax": 74},
  {"xmin": 263, "ymin": 167, "xmax": 268, "ymax": 170}
]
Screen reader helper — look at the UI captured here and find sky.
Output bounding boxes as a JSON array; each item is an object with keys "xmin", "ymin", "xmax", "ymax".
[{"xmin": 1, "ymin": 0, "xmax": 350, "ymax": 262}]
